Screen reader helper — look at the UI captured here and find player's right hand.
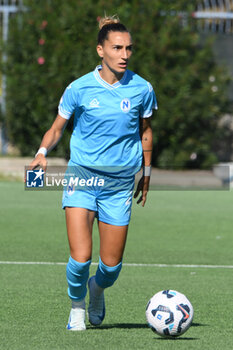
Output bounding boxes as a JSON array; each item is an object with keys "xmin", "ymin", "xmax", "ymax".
[{"xmin": 29, "ymin": 154, "xmax": 47, "ymax": 172}]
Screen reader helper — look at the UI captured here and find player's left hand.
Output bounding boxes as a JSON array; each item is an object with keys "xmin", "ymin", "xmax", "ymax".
[{"xmin": 134, "ymin": 175, "xmax": 150, "ymax": 207}]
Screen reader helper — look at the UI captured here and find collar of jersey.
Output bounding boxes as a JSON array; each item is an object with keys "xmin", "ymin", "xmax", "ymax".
[{"xmin": 94, "ymin": 65, "xmax": 127, "ymax": 90}]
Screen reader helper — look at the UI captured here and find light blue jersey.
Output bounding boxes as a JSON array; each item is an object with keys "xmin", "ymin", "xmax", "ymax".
[{"xmin": 58, "ymin": 65, "xmax": 157, "ymax": 176}]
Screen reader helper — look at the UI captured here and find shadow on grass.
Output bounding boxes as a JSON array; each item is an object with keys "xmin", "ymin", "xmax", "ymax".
[
  {"xmin": 154, "ymin": 337, "xmax": 199, "ymax": 341},
  {"xmin": 88, "ymin": 321, "xmax": 207, "ymax": 331},
  {"xmin": 88, "ymin": 323, "xmax": 148, "ymax": 330},
  {"xmin": 191, "ymin": 322, "xmax": 208, "ymax": 327},
  {"xmin": 87, "ymin": 321, "xmax": 206, "ymax": 340}
]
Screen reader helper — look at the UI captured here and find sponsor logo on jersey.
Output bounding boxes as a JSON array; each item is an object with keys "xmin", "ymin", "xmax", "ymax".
[
  {"xmin": 89, "ymin": 98, "xmax": 100, "ymax": 108},
  {"xmin": 120, "ymin": 98, "xmax": 131, "ymax": 113}
]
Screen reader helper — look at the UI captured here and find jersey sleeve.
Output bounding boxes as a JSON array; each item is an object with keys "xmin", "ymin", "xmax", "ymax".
[
  {"xmin": 58, "ymin": 82, "xmax": 79, "ymax": 120},
  {"xmin": 140, "ymin": 82, "xmax": 158, "ymax": 118}
]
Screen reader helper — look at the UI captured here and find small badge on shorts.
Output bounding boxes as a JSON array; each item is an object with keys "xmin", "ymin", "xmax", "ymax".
[
  {"xmin": 125, "ymin": 191, "xmax": 133, "ymax": 206},
  {"xmin": 120, "ymin": 98, "xmax": 131, "ymax": 113},
  {"xmin": 67, "ymin": 183, "xmax": 75, "ymax": 196}
]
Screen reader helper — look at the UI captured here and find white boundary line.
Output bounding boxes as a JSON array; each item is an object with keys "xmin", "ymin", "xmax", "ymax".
[{"xmin": 0, "ymin": 261, "xmax": 233, "ymax": 269}]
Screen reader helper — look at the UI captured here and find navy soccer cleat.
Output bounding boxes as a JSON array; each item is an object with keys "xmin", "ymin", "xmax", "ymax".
[{"xmin": 88, "ymin": 276, "xmax": 105, "ymax": 326}]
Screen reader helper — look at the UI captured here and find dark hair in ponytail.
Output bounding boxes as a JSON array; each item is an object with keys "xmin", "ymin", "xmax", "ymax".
[{"xmin": 97, "ymin": 16, "xmax": 129, "ymax": 45}]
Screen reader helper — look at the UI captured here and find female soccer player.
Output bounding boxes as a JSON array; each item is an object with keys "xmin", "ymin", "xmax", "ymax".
[{"xmin": 30, "ymin": 15, "xmax": 157, "ymax": 330}]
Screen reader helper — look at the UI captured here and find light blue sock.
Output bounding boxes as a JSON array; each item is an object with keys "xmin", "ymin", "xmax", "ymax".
[
  {"xmin": 66, "ymin": 256, "xmax": 91, "ymax": 301},
  {"xmin": 95, "ymin": 257, "xmax": 122, "ymax": 289}
]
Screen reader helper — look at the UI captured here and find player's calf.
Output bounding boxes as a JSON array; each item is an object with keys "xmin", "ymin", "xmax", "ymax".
[{"xmin": 66, "ymin": 257, "xmax": 91, "ymax": 331}]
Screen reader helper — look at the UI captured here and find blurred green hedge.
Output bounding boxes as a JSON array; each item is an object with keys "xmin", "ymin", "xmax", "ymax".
[{"xmin": 4, "ymin": 0, "xmax": 230, "ymax": 168}]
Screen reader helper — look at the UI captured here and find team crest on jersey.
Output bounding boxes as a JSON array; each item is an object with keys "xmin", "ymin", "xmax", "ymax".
[{"xmin": 120, "ymin": 98, "xmax": 131, "ymax": 113}]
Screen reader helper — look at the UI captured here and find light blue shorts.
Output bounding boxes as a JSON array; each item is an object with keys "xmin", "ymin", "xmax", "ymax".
[{"xmin": 62, "ymin": 161, "xmax": 135, "ymax": 226}]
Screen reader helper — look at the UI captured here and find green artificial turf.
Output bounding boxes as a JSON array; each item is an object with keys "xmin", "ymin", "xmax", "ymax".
[{"xmin": 0, "ymin": 181, "xmax": 232, "ymax": 349}]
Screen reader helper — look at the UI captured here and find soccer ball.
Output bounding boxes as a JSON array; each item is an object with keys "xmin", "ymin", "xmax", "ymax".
[{"xmin": 146, "ymin": 290, "xmax": 194, "ymax": 337}]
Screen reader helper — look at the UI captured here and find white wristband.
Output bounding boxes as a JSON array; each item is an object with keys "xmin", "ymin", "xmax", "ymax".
[
  {"xmin": 35, "ymin": 147, "xmax": 47, "ymax": 158},
  {"xmin": 143, "ymin": 165, "xmax": 151, "ymax": 177}
]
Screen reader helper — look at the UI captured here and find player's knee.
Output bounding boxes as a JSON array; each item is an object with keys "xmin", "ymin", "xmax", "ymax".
[
  {"xmin": 95, "ymin": 257, "xmax": 122, "ymax": 289},
  {"xmin": 70, "ymin": 251, "xmax": 92, "ymax": 263},
  {"xmin": 101, "ymin": 255, "xmax": 122, "ymax": 267}
]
